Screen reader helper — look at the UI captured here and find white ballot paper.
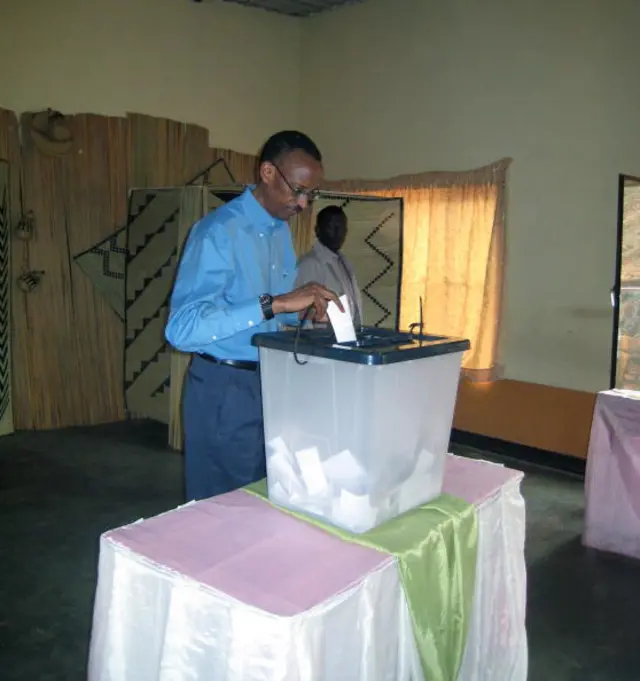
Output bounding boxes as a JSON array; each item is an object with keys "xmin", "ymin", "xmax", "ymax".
[
  {"xmin": 294, "ymin": 446, "xmax": 329, "ymax": 496},
  {"xmin": 332, "ymin": 489, "xmax": 377, "ymax": 532},
  {"xmin": 267, "ymin": 437, "xmax": 305, "ymax": 497},
  {"xmin": 323, "ymin": 449, "xmax": 366, "ymax": 488},
  {"xmin": 327, "ymin": 294, "xmax": 357, "ymax": 343}
]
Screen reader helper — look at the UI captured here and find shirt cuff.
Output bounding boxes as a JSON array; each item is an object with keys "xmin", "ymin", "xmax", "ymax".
[{"xmin": 232, "ymin": 299, "xmax": 264, "ymax": 334}]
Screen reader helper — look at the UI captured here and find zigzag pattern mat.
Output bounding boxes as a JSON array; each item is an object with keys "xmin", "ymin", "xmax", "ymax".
[
  {"xmin": 124, "ymin": 185, "xmax": 243, "ymax": 424},
  {"xmin": 0, "ymin": 162, "xmax": 12, "ymax": 435},
  {"xmin": 311, "ymin": 194, "xmax": 403, "ymax": 328},
  {"xmin": 124, "ymin": 189, "xmax": 181, "ymax": 423},
  {"xmin": 74, "ymin": 226, "xmax": 127, "ymax": 319}
]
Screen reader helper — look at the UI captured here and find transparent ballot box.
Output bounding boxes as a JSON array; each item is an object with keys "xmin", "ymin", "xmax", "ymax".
[{"xmin": 252, "ymin": 328, "xmax": 470, "ymax": 533}]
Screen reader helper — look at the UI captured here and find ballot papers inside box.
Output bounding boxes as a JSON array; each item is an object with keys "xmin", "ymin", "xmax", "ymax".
[{"xmin": 252, "ymin": 328, "xmax": 470, "ymax": 533}]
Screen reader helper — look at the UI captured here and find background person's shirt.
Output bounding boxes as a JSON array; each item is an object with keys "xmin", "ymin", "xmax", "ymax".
[{"xmin": 165, "ymin": 186, "xmax": 298, "ymax": 362}]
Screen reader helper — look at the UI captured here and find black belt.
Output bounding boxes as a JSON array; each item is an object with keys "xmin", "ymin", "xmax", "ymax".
[{"xmin": 198, "ymin": 354, "xmax": 258, "ymax": 372}]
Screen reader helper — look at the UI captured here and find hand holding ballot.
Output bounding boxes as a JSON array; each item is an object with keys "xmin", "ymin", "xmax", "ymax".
[{"xmin": 272, "ymin": 282, "xmax": 343, "ymax": 322}]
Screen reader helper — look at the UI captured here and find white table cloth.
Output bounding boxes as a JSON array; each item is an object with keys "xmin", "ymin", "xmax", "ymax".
[
  {"xmin": 88, "ymin": 455, "xmax": 527, "ymax": 681},
  {"xmin": 583, "ymin": 389, "xmax": 640, "ymax": 560}
]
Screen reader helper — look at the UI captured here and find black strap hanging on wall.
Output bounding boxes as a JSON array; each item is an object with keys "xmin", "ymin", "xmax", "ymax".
[{"xmin": 185, "ymin": 158, "xmax": 236, "ymax": 186}]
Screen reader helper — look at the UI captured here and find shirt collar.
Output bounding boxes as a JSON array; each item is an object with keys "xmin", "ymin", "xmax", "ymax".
[
  {"xmin": 314, "ymin": 239, "xmax": 340, "ymax": 260},
  {"xmin": 241, "ymin": 185, "xmax": 284, "ymax": 229}
]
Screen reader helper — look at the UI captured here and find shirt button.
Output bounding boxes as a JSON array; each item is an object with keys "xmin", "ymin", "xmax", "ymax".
[
  {"xmin": 259, "ymin": 232, "xmax": 264, "ymax": 238},
  {"xmin": 248, "ymin": 320, "xmax": 254, "ymax": 326}
]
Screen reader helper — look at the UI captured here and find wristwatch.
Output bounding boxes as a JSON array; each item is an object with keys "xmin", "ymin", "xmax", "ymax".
[{"xmin": 259, "ymin": 293, "xmax": 274, "ymax": 321}]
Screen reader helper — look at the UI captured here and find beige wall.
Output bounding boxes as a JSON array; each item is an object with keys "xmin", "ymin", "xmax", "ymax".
[
  {"xmin": 301, "ymin": 0, "xmax": 640, "ymax": 392},
  {"xmin": 0, "ymin": 0, "xmax": 301, "ymax": 155},
  {"xmin": 2, "ymin": 0, "xmax": 639, "ymax": 395}
]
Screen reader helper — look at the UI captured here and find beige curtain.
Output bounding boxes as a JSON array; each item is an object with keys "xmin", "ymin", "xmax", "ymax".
[{"xmin": 323, "ymin": 158, "xmax": 511, "ymax": 382}]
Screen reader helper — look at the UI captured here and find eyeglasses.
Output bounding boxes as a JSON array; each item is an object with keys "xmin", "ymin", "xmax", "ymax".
[{"xmin": 272, "ymin": 163, "xmax": 320, "ymax": 202}]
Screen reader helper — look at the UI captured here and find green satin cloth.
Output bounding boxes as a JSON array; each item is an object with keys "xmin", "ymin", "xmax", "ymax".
[{"xmin": 244, "ymin": 480, "xmax": 478, "ymax": 681}]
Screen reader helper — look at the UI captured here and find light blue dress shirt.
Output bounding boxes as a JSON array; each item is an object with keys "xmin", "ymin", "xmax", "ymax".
[{"xmin": 165, "ymin": 186, "xmax": 298, "ymax": 362}]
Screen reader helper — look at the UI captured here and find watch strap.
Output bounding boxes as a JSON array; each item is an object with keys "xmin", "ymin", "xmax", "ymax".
[{"xmin": 260, "ymin": 294, "xmax": 274, "ymax": 321}]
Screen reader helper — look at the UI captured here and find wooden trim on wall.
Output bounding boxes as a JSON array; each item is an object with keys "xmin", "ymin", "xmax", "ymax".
[{"xmin": 452, "ymin": 378, "xmax": 597, "ymax": 459}]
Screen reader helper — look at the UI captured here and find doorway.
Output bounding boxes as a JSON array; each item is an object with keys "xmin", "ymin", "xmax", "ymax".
[{"xmin": 611, "ymin": 174, "xmax": 640, "ymax": 389}]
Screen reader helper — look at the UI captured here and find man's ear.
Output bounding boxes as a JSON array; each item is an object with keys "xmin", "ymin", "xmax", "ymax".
[{"xmin": 259, "ymin": 161, "xmax": 275, "ymax": 185}]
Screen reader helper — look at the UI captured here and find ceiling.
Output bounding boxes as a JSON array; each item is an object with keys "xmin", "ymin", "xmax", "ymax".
[{"xmin": 195, "ymin": 0, "xmax": 368, "ymax": 18}]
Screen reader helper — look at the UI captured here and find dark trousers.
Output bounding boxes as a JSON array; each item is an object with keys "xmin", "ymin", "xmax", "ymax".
[{"xmin": 182, "ymin": 354, "xmax": 266, "ymax": 501}]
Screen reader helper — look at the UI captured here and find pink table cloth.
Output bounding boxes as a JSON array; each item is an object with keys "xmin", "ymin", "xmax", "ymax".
[
  {"xmin": 584, "ymin": 389, "xmax": 640, "ymax": 559},
  {"xmin": 103, "ymin": 486, "xmax": 389, "ymax": 617},
  {"xmin": 88, "ymin": 455, "xmax": 527, "ymax": 681}
]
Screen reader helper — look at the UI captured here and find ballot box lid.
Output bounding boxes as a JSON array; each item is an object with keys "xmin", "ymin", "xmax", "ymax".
[{"xmin": 252, "ymin": 326, "xmax": 470, "ymax": 366}]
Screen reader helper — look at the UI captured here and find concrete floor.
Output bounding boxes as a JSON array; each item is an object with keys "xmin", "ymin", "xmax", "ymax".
[{"xmin": 1, "ymin": 420, "xmax": 639, "ymax": 680}]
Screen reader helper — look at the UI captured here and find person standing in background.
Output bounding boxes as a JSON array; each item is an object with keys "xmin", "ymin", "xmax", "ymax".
[
  {"xmin": 165, "ymin": 130, "xmax": 340, "ymax": 501},
  {"xmin": 295, "ymin": 205, "xmax": 363, "ymax": 328}
]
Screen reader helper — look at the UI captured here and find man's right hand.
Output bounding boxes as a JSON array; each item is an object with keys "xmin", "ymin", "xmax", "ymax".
[{"xmin": 273, "ymin": 282, "xmax": 343, "ymax": 321}]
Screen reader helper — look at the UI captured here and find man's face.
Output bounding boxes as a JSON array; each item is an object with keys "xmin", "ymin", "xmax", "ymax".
[
  {"xmin": 318, "ymin": 217, "xmax": 347, "ymax": 252},
  {"xmin": 259, "ymin": 149, "xmax": 324, "ymax": 220}
]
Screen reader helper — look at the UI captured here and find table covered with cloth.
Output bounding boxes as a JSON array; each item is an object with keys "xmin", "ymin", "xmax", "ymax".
[
  {"xmin": 88, "ymin": 454, "xmax": 527, "ymax": 681},
  {"xmin": 584, "ymin": 389, "xmax": 640, "ymax": 560}
]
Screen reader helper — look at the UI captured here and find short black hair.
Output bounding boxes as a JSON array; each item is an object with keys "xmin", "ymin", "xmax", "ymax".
[
  {"xmin": 258, "ymin": 130, "xmax": 322, "ymax": 166},
  {"xmin": 316, "ymin": 205, "xmax": 346, "ymax": 231}
]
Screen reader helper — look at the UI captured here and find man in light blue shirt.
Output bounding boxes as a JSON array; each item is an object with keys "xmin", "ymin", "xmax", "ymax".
[{"xmin": 165, "ymin": 130, "xmax": 339, "ymax": 501}]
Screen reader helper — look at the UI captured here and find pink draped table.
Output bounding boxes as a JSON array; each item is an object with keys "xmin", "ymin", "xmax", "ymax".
[
  {"xmin": 583, "ymin": 389, "xmax": 640, "ymax": 560},
  {"xmin": 88, "ymin": 455, "xmax": 527, "ymax": 681}
]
